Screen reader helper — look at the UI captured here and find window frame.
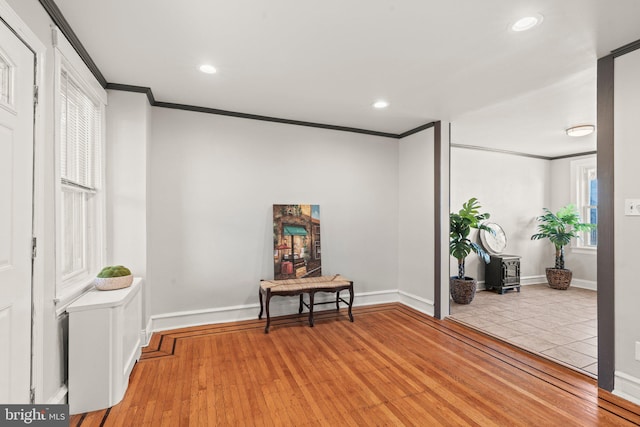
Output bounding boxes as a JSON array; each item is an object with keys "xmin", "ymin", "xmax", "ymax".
[
  {"xmin": 53, "ymin": 28, "xmax": 107, "ymax": 308},
  {"xmin": 570, "ymin": 157, "xmax": 597, "ymax": 253}
]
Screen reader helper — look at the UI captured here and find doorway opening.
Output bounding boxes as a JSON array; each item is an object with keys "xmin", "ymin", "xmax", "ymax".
[{"xmin": 446, "ymin": 84, "xmax": 599, "ymax": 376}]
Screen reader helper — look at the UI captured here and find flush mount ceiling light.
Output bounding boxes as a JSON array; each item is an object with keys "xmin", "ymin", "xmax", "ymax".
[
  {"xmin": 373, "ymin": 100, "xmax": 389, "ymax": 109},
  {"xmin": 566, "ymin": 125, "xmax": 595, "ymax": 137},
  {"xmin": 511, "ymin": 14, "xmax": 543, "ymax": 32},
  {"xmin": 199, "ymin": 64, "xmax": 217, "ymax": 74}
]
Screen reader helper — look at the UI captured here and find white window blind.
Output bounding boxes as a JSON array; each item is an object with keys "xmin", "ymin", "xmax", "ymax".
[{"xmin": 60, "ymin": 69, "xmax": 100, "ymax": 191}]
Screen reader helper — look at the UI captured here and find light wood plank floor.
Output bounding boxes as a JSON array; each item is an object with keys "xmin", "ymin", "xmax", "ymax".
[{"xmin": 70, "ymin": 303, "xmax": 640, "ymax": 426}]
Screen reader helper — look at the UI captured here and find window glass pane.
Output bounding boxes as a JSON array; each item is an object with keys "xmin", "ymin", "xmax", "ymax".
[
  {"xmin": 61, "ymin": 189, "xmax": 86, "ymax": 279},
  {"xmin": 589, "ymin": 207, "xmax": 598, "ymax": 246},
  {"xmin": 61, "ymin": 190, "xmax": 73, "ymax": 275},
  {"xmin": 588, "ymin": 177, "xmax": 597, "ymax": 246},
  {"xmin": 572, "ymin": 160, "xmax": 597, "ymax": 248}
]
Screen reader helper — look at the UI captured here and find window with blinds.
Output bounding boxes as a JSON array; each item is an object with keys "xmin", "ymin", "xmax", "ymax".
[
  {"xmin": 53, "ymin": 26, "xmax": 107, "ymax": 304},
  {"xmin": 581, "ymin": 166, "xmax": 598, "ymax": 247},
  {"xmin": 571, "ymin": 157, "xmax": 597, "ymax": 250},
  {"xmin": 59, "ymin": 67, "xmax": 102, "ymax": 282}
]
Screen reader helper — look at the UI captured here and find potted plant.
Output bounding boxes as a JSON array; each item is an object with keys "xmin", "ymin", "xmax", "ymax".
[
  {"xmin": 94, "ymin": 265, "xmax": 133, "ymax": 291},
  {"xmin": 450, "ymin": 198, "xmax": 493, "ymax": 304},
  {"xmin": 531, "ymin": 204, "xmax": 596, "ymax": 290}
]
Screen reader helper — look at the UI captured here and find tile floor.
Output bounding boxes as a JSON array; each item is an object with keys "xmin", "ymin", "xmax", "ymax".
[{"xmin": 449, "ymin": 283, "xmax": 598, "ymax": 377}]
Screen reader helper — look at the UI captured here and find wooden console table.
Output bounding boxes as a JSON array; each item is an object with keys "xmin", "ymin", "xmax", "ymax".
[{"xmin": 259, "ymin": 274, "xmax": 354, "ymax": 333}]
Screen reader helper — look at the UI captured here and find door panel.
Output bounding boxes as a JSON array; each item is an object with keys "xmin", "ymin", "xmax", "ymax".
[
  {"xmin": 0, "ymin": 123, "xmax": 13, "ymax": 271},
  {"xmin": 0, "ymin": 305, "xmax": 12, "ymax": 402},
  {"xmin": 0, "ymin": 18, "xmax": 35, "ymax": 403}
]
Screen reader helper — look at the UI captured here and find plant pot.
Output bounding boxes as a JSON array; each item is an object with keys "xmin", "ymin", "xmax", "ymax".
[
  {"xmin": 545, "ymin": 268, "xmax": 572, "ymax": 290},
  {"xmin": 450, "ymin": 276, "xmax": 477, "ymax": 304},
  {"xmin": 94, "ymin": 274, "xmax": 133, "ymax": 291}
]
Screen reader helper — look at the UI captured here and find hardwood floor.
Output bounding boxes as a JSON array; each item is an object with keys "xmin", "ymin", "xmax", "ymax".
[{"xmin": 70, "ymin": 303, "xmax": 640, "ymax": 426}]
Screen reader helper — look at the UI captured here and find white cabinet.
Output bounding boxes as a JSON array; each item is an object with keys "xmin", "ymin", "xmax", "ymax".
[{"xmin": 67, "ymin": 278, "xmax": 142, "ymax": 414}]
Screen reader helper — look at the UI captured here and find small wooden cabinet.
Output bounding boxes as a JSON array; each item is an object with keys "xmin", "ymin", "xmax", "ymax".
[{"xmin": 485, "ymin": 255, "xmax": 521, "ymax": 294}]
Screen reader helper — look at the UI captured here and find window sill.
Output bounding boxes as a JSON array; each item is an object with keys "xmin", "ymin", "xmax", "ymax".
[
  {"xmin": 570, "ymin": 246, "xmax": 597, "ymax": 255},
  {"xmin": 54, "ymin": 278, "xmax": 96, "ymax": 317}
]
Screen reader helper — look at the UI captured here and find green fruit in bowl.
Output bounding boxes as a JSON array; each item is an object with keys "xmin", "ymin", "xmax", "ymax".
[{"xmin": 97, "ymin": 265, "xmax": 131, "ymax": 278}]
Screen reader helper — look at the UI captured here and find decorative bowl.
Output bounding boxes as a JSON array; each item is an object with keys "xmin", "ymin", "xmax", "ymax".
[{"xmin": 94, "ymin": 274, "xmax": 133, "ymax": 291}]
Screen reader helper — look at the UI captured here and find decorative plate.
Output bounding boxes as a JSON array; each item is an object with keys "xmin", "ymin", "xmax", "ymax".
[{"xmin": 480, "ymin": 222, "xmax": 507, "ymax": 255}]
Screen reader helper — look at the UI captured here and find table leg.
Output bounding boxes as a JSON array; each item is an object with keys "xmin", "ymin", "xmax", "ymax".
[
  {"xmin": 336, "ymin": 291, "xmax": 340, "ymax": 311},
  {"xmin": 309, "ymin": 292, "xmax": 315, "ymax": 327},
  {"xmin": 258, "ymin": 287, "xmax": 264, "ymax": 319},
  {"xmin": 348, "ymin": 283, "xmax": 354, "ymax": 322},
  {"xmin": 299, "ymin": 294, "xmax": 304, "ymax": 313},
  {"xmin": 265, "ymin": 290, "xmax": 272, "ymax": 334}
]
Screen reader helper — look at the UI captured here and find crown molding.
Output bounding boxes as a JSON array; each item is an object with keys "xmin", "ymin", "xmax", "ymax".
[
  {"xmin": 398, "ymin": 122, "xmax": 436, "ymax": 138},
  {"xmin": 611, "ymin": 38, "xmax": 640, "ymax": 58},
  {"xmin": 40, "ymin": 0, "xmax": 434, "ymax": 139},
  {"xmin": 106, "ymin": 83, "xmax": 427, "ymax": 139},
  {"xmin": 451, "ymin": 144, "xmax": 596, "ymax": 161},
  {"xmin": 38, "ymin": 0, "xmax": 107, "ymax": 87}
]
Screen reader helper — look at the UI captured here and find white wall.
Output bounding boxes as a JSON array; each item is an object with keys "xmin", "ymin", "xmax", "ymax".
[
  {"xmin": 549, "ymin": 154, "xmax": 597, "ymax": 286},
  {"xmin": 613, "ymin": 48, "xmax": 640, "ymax": 403},
  {"xmin": 148, "ymin": 108, "xmax": 400, "ymax": 324},
  {"xmin": 450, "ymin": 147, "xmax": 550, "ymax": 284},
  {"xmin": 398, "ymin": 128, "xmax": 435, "ymax": 313},
  {"xmin": 106, "ymin": 90, "xmax": 151, "ymax": 336}
]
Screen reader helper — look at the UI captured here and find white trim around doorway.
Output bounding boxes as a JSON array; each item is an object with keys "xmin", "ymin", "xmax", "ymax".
[{"xmin": 0, "ymin": 0, "xmax": 47, "ymax": 404}]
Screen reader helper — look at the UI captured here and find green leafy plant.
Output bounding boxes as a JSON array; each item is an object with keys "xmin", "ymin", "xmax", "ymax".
[
  {"xmin": 531, "ymin": 204, "xmax": 596, "ymax": 269},
  {"xmin": 450, "ymin": 198, "xmax": 493, "ymax": 279},
  {"xmin": 97, "ymin": 265, "xmax": 131, "ymax": 278}
]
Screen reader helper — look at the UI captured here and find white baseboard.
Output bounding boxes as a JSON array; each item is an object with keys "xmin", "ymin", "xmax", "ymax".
[
  {"xmin": 476, "ymin": 275, "xmax": 545, "ymax": 291},
  {"xmin": 613, "ymin": 371, "xmax": 640, "ymax": 405},
  {"xmin": 141, "ymin": 318, "xmax": 153, "ymax": 346},
  {"xmin": 570, "ymin": 279, "xmax": 597, "ymax": 291},
  {"xmin": 46, "ymin": 385, "xmax": 68, "ymax": 405},
  {"xmin": 520, "ymin": 275, "xmax": 546, "ymax": 285},
  {"xmin": 352, "ymin": 290, "xmax": 400, "ymax": 306},
  {"xmin": 151, "ymin": 303, "xmax": 260, "ymax": 332},
  {"xmin": 399, "ymin": 291, "xmax": 434, "ymax": 316},
  {"xmin": 150, "ymin": 289, "xmax": 400, "ymax": 333},
  {"xmin": 478, "ymin": 276, "xmax": 595, "ymax": 291}
]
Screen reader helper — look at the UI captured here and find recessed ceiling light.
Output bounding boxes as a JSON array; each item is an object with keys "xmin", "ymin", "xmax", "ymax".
[
  {"xmin": 199, "ymin": 64, "xmax": 217, "ymax": 74},
  {"xmin": 566, "ymin": 125, "xmax": 595, "ymax": 137},
  {"xmin": 511, "ymin": 15, "xmax": 543, "ymax": 32},
  {"xmin": 373, "ymin": 100, "xmax": 389, "ymax": 109}
]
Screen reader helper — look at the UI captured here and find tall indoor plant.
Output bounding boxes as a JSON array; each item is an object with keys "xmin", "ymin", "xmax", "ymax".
[
  {"xmin": 450, "ymin": 198, "xmax": 493, "ymax": 304},
  {"xmin": 531, "ymin": 204, "xmax": 596, "ymax": 289}
]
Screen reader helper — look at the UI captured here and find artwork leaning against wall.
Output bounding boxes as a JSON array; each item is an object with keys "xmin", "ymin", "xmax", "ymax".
[{"xmin": 273, "ymin": 204, "xmax": 321, "ymax": 280}]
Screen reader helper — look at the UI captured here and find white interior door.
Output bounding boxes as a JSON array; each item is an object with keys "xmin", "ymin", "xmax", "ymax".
[{"xmin": 0, "ymin": 19, "xmax": 36, "ymax": 403}]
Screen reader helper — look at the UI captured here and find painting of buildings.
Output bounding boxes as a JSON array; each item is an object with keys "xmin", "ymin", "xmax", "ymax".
[{"xmin": 273, "ymin": 204, "xmax": 321, "ymax": 279}]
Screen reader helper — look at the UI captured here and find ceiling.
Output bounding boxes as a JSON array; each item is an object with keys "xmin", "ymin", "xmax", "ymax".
[{"xmin": 53, "ymin": 0, "xmax": 640, "ymax": 156}]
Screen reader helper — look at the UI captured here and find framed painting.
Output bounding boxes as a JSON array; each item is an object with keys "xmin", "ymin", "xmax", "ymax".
[{"xmin": 273, "ymin": 204, "xmax": 321, "ymax": 279}]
